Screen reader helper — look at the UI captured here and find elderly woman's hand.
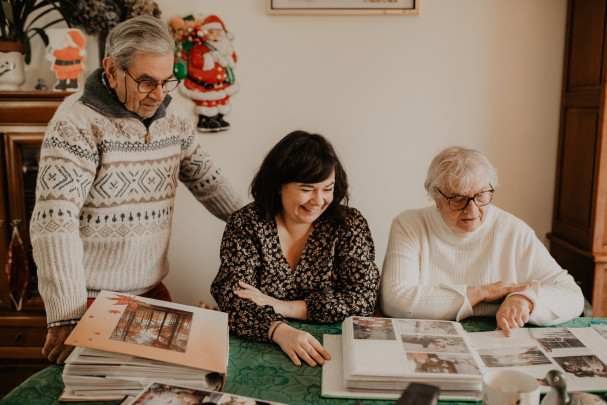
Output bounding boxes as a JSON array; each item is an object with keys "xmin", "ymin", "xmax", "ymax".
[
  {"xmin": 467, "ymin": 281, "xmax": 530, "ymax": 306},
  {"xmin": 234, "ymin": 280, "xmax": 308, "ymax": 319},
  {"xmin": 271, "ymin": 322, "xmax": 331, "ymax": 367},
  {"xmin": 495, "ymin": 295, "xmax": 534, "ymax": 337}
]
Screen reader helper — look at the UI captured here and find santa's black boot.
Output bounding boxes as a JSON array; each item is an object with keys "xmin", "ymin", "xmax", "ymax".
[
  {"xmin": 54, "ymin": 79, "xmax": 67, "ymax": 90},
  {"xmin": 216, "ymin": 114, "xmax": 231, "ymax": 131},
  {"xmin": 67, "ymin": 79, "xmax": 78, "ymax": 89},
  {"xmin": 197, "ymin": 115, "xmax": 222, "ymax": 133}
]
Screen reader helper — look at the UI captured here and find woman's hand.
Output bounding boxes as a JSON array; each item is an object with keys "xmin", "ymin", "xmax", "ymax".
[
  {"xmin": 495, "ymin": 295, "xmax": 534, "ymax": 337},
  {"xmin": 234, "ymin": 281, "xmax": 308, "ymax": 319},
  {"xmin": 234, "ymin": 280, "xmax": 281, "ymax": 308},
  {"xmin": 467, "ymin": 281, "xmax": 529, "ymax": 307},
  {"xmin": 271, "ymin": 322, "xmax": 331, "ymax": 367}
]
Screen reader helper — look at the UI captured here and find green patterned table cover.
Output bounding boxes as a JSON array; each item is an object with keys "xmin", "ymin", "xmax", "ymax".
[{"xmin": 1, "ymin": 317, "xmax": 602, "ymax": 405}]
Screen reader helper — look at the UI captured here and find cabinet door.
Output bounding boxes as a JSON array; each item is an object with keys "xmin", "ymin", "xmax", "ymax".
[
  {"xmin": 2, "ymin": 128, "xmax": 45, "ymax": 311},
  {"xmin": 0, "ymin": 141, "xmax": 10, "ymax": 310}
]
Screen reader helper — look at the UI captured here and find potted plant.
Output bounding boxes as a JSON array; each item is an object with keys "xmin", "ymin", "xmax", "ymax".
[{"xmin": 0, "ymin": 0, "xmax": 71, "ymax": 89}]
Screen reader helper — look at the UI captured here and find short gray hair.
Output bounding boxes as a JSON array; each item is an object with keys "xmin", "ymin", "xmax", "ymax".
[
  {"xmin": 105, "ymin": 15, "xmax": 174, "ymax": 69},
  {"xmin": 424, "ymin": 146, "xmax": 498, "ymax": 201}
]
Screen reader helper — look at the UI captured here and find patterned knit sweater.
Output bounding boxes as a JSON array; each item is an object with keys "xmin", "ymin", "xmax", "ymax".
[
  {"xmin": 380, "ymin": 205, "xmax": 584, "ymax": 325},
  {"xmin": 30, "ymin": 68, "xmax": 243, "ymax": 325}
]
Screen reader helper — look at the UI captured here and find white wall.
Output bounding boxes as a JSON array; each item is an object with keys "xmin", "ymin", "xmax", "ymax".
[{"xmin": 25, "ymin": 0, "xmax": 567, "ymax": 307}]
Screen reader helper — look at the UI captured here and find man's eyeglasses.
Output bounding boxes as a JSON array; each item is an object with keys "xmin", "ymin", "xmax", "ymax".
[
  {"xmin": 436, "ymin": 186, "xmax": 494, "ymax": 211},
  {"xmin": 123, "ymin": 68, "xmax": 180, "ymax": 93}
]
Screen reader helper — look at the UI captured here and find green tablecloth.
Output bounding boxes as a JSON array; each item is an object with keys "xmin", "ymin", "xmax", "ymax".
[{"xmin": 1, "ymin": 317, "xmax": 602, "ymax": 405}]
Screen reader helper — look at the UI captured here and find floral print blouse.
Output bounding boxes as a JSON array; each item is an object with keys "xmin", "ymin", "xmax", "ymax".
[{"xmin": 211, "ymin": 202, "xmax": 379, "ymax": 342}]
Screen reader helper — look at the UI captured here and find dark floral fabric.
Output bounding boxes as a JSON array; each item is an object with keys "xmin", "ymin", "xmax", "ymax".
[{"xmin": 211, "ymin": 203, "xmax": 379, "ymax": 342}]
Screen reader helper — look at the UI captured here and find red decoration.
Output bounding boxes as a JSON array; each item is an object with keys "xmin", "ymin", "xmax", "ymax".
[{"xmin": 5, "ymin": 220, "xmax": 29, "ymax": 311}]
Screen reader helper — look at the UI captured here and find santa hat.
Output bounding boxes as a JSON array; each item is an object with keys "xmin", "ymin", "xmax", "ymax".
[
  {"xmin": 66, "ymin": 30, "xmax": 86, "ymax": 50},
  {"xmin": 201, "ymin": 15, "xmax": 234, "ymax": 40}
]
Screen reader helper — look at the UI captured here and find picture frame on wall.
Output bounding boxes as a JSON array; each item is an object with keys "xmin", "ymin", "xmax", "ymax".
[{"xmin": 267, "ymin": 0, "xmax": 419, "ymax": 15}]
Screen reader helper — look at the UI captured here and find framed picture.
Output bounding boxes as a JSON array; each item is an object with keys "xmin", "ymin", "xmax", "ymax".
[{"xmin": 267, "ymin": 0, "xmax": 419, "ymax": 15}]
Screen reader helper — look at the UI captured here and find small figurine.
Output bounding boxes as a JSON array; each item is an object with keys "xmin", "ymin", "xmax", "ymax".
[
  {"xmin": 34, "ymin": 78, "xmax": 48, "ymax": 91},
  {"xmin": 0, "ymin": 50, "xmax": 25, "ymax": 90},
  {"xmin": 0, "ymin": 60, "xmax": 15, "ymax": 77},
  {"xmin": 175, "ymin": 14, "xmax": 239, "ymax": 133},
  {"xmin": 46, "ymin": 29, "xmax": 86, "ymax": 91},
  {"xmin": 541, "ymin": 370, "xmax": 607, "ymax": 405}
]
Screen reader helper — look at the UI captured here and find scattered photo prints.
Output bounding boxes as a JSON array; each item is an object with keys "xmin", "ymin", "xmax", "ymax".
[
  {"xmin": 478, "ymin": 346, "xmax": 551, "ymax": 367},
  {"xmin": 590, "ymin": 320, "xmax": 607, "ymax": 340},
  {"xmin": 401, "ymin": 335, "xmax": 470, "ymax": 354},
  {"xmin": 553, "ymin": 355, "xmax": 607, "ymax": 380},
  {"xmin": 129, "ymin": 382, "xmax": 282, "ymax": 405},
  {"xmin": 532, "ymin": 329, "xmax": 586, "ymax": 352},
  {"xmin": 397, "ymin": 319, "xmax": 458, "ymax": 336},
  {"xmin": 352, "ymin": 316, "xmax": 396, "ymax": 340}
]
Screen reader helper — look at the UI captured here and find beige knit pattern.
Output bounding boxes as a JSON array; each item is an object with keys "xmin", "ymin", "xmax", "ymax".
[
  {"xmin": 380, "ymin": 206, "xmax": 584, "ymax": 325},
  {"xmin": 30, "ymin": 94, "xmax": 242, "ymax": 324}
]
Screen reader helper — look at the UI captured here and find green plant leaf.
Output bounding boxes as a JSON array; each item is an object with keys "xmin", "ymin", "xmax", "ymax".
[{"xmin": 0, "ymin": 0, "xmax": 72, "ymax": 64}]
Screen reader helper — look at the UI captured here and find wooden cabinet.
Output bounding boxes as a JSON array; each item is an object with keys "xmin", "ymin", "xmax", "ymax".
[
  {"xmin": 548, "ymin": 0, "xmax": 607, "ymax": 317},
  {"xmin": 0, "ymin": 91, "xmax": 68, "ymax": 396}
]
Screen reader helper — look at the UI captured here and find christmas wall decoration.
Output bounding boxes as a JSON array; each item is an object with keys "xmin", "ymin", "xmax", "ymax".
[
  {"xmin": 169, "ymin": 14, "xmax": 239, "ymax": 133},
  {"xmin": 46, "ymin": 28, "xmax": 87, "ymax": 91}
]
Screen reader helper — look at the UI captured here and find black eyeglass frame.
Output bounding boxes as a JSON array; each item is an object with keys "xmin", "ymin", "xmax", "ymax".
[
  {"xmin": 122, "ymin": 68, "xmax": 180, "ymax": 94},
  {"xmin": 436, "ymin": 185, "xmax": 495, "ymax": 211}
]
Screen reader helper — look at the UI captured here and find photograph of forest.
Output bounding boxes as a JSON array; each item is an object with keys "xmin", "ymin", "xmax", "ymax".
[{"xmin": 108, "ymin": 296, "xmax": 193, "ymax": 352}]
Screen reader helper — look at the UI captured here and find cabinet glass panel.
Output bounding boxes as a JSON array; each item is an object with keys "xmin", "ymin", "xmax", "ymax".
[{"xmin": 22, "ymin": 145, "xmax": 40, "ymax": 299}]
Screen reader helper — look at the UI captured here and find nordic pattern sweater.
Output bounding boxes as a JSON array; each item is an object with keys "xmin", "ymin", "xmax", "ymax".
[{"xmin": 30, "ymin": 68, "xmax": 243, "ymax": 325}]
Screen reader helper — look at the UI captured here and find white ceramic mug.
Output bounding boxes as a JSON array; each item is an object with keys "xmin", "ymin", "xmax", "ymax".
[{"xmin": 482, "ymin": 369, "xmax": 540, "ymax": 405}]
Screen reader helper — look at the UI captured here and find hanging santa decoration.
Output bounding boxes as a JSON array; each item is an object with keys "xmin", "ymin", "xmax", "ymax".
[{"xmin": 170, "ymin": 14, "xmax": 239, "ymax": 133}]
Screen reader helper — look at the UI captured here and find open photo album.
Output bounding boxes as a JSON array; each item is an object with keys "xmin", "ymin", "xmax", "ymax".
[
  {"xmin": 60, "ymin": 290, "xmax": 229, "ymax": 401},
  {"xmin": 322, "ymin": 316, "xmax": 607, "ymax": 401}
]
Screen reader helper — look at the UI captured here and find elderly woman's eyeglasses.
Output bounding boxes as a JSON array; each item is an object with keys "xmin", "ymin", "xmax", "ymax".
[
  {"xmin": 122, "ymin": 68, "xmax": 180, "ymax": 93},
  {"xmin": 436, "ymin": 186, "xmax": 494, "ymax": 211}
]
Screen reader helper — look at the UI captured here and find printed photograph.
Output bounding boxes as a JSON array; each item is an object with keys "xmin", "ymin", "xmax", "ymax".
[
  {"xmin": 130, "ymin": 382, "xmax": 280, "ymax": 404},
  {"xmin": 406, "ymin": 352, "xmax": 481, "ymax": 375},
  {"xmin": 532, "ymin": 328, "xmax": 585, "ymax": 352},
  {"xmin": 401, "ymin": 334, "xmax": 469, "ymax": 354},
  {"xmin": 352, "ymin": 317, "xmax": 396, "ymax": 340},
  {"xmin": 109, "ymin": 295, "xmax": 193, "ymax": 352},
  {"xmin": 396, "ymin": 319, "xmax": 458, "ymax": 336},
  {"xmin": 590, "ymin": 320, "xmax": 607, "ymax": 340},
  {"xmin": 553, "ymin": 355, "xmax": 607, "ymax": 379},
  {"xmin": 478, "ymin": 346, "xmax": 552, "ymax": 367}
]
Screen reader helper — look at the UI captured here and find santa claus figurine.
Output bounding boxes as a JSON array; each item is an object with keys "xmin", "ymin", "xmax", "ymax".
[
  {"xmin": 47, "ymin": 29, "xmax": 86, "ymax": 91},
  {"xmin": 180, "ymin": 15, "xmax": 239, "ymax": 133}
]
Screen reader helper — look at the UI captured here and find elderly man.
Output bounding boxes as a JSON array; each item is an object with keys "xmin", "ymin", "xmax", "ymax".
[{"xmin": 30, "ymin": 15, "xmax": 243, "ymax": 364}]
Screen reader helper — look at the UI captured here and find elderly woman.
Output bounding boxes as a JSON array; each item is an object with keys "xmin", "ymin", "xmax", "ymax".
[
  {"xmin": 380, "ymin": 146, "xmax": 584, "ymax": 335},
  {"xmin": 211, "ymin": 130, "xmax": 379, "ymax": 367}
]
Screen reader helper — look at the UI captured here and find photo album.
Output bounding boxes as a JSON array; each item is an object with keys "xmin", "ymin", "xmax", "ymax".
[
  {"xmin": 322, "ymin": 316, "xmax": 607, "ymax": 401},
  {"xmin": 60, "ymin": 290, "xmax": 229, "ymax": 401}
]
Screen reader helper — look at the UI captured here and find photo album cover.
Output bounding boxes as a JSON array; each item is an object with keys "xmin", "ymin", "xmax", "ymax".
[{"xmin": 60, "ymin": 290, "xmax": 229, "ymax": 401}]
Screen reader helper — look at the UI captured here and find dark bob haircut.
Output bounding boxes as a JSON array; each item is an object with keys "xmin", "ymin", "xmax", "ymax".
[{"xmin": 250, "ymin": 130, "xmax": 349, "ymax": 224}]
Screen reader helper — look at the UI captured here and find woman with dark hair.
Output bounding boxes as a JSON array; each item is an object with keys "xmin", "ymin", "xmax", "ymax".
[{"xmin": 211, "ymin": 130, "xmax": 379, "ymax": 367}]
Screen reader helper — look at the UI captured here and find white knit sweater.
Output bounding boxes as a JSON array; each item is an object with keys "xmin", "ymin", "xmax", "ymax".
[
  {"xmin": 380, "ymin": 205, "xmax": 584, "ymax": 325},
  {"xmin": 30, "ymin": 71, "xmax": 243, "ymax": 325}
]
